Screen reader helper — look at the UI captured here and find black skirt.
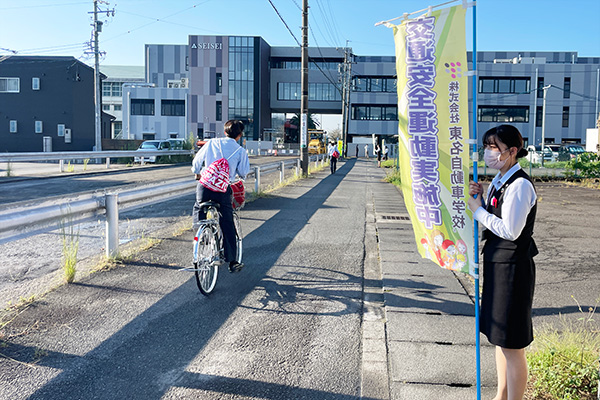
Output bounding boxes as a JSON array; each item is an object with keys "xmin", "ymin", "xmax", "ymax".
[{"xmin": 480, "ymin": 257, "xmax": 536, "ymax": 349}]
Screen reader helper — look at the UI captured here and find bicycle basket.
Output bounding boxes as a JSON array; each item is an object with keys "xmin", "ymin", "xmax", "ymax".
[{"xmin": 231, "ymin": 180, "xmax": 245, "ymax": 210}]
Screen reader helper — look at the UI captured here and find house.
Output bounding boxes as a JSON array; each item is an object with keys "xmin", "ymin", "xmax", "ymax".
[{"xmin": 0, "ymin": 56, "xmax": 112, "ymax": 152}]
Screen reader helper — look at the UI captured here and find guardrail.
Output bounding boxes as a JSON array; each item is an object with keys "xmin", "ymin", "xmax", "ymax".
[
  {"xmin": 0, "ymin": 154, "xmax": 329, "ymax": 257},
  {"xmin": 0, "ymin": 150, "xmax": 194, "ymax": 171}
]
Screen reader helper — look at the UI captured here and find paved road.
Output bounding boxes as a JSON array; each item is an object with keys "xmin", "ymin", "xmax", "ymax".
[
  {"xmin": 0, "ymin": 156, "xmax": 298, "ymax": 206},
  {"xmin": 0, "ymin": 159, "xmax": 373, "ymax": 399}
]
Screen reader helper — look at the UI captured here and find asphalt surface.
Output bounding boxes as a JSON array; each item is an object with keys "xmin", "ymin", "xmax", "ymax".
[{"xmin": 0, "ymin": 159, "xmax": 598, "ymax": 399}]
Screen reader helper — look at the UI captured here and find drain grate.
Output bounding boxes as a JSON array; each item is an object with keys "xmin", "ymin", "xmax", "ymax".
[{"xmin": 381, "ymin": 215, "xmax": 410, "ymax": 221}]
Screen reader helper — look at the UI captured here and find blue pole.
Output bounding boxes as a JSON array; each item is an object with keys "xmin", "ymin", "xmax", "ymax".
[{"xmin": 471, "ymin": 3, "xmax": 481, "ymax": 400}]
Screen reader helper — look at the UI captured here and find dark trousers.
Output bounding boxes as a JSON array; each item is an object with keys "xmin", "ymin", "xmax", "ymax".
[
  {"xmin": 193, "ymin": 184, "xmax": 236, "ymax": 262},
  {"xmin": 330, "ymin": 156, "xmax": 337, "ymax": 174}
]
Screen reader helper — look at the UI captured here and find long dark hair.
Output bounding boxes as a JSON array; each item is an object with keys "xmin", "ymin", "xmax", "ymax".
[{"xmin": 482, "ymin": 125, "xmax": 528, "ymax": 159}]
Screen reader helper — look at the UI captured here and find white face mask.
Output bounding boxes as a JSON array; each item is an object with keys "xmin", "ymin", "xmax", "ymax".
[{"xmin": 483, "ymin": 148, "xmax": 508, "ymax": 170}]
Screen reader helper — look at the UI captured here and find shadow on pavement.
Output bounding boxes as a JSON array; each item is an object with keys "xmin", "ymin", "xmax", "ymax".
[{"xmin": 23, "ymin": 159, "xmax": 370, "ymax": 399}]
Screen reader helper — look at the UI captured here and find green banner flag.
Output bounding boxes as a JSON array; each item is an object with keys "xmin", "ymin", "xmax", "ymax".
[{"xmin": 391, "ymin": 5, "xmax": 475, "ymax": 276}]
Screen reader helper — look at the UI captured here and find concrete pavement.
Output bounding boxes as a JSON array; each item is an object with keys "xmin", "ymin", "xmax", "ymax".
[{"xmin": 365, "ymin": 164, "xmax": 496, "ymax": 399}]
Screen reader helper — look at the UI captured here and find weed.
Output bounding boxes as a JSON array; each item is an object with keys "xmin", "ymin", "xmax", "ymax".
[
  {"xmin": 66, "ymin": 162, "xmax": 75, "ymax": 173},
  {"xmin": 33, "ymin": 347, "xmax": 48, "ymax": 359},
  {"xmin": 5, "ymin": 161, "xmax": 12, "ymax": 177},
  {"xmin": 60, "ymin": 223, "xmax": 80, "ymax": 283},
  {"xmin": 384, "ymin": 169, "xmax": 402, "ymax": 187},
  {"xmin": 83, "ymin": 158, "xmax": 90, "ymax": 171},
  {"xmin": 526, "ymin": 296, "xmax": 600, "ymax": 400}
]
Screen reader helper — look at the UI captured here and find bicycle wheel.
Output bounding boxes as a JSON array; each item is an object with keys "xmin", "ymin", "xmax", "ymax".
[
  {"xmin": 193, "ymin": 225, "xmax": 219, "ymax": 295},
  {"xmin": 233, "ymin": 211, "xmax": 243, "ymax": 263}
]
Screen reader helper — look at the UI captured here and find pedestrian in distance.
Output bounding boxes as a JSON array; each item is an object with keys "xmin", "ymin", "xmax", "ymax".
[
  {"xmin": 467, "ymin": 124, "xmax": 537, "ymax": 400},
  {"xmin": 328, "ymin": 141, "xmax": 340, "ymax": 174},
  {"xmin": 355, "ymin": 145, "xmax": 359, "ymax": 158},
  {"xmin": 383, "ymin": 144, "xmax": 389, "ymax": 161},
  {"xmin": 192, "ymin": 120, "xmax": 250, "ymax": 273},
  {"xmin": 374, "ymin": 143, "xmax": 382, "ymax": 167},
  {"xmin": 364, "ymin": 144, "xmax": 369, "ymax": 158}
]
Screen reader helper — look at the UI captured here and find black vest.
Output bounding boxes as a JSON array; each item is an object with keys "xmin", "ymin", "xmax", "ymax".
[{"xmin": 482, "ymin": 169, "xmax": 538, "ymax": 263}]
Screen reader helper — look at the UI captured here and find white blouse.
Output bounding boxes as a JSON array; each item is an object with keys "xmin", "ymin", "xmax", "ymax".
[{"xmin": 473, "ymin": 163, "xmax": 537, "ymax": 241}]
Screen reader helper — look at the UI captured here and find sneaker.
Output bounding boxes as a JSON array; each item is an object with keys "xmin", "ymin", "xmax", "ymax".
[{"xmin": 228, "ymin": 261, "xmax": 244, "ymax": 273}]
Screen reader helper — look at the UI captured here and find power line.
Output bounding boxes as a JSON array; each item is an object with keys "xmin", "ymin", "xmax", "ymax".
[{"xmin": 266, "ymin": 0, "xmax": 301, "ymax": 47}]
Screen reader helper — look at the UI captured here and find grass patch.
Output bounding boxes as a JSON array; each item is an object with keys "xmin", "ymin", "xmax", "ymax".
[
  {"xmin": 60, "ymin": 223, "xmax": 79, "ymax": 283},
  {"xmin": 526, "ymin": 297, "xmax": 600, "ymax": 400},
  {"xmin": 384, "ymin": 168, "xmax": 402, "ymax": 187}
]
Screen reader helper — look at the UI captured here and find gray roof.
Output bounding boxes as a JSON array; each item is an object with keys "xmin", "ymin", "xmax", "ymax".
[{"xmin": 100, "ymin": 65, "xmax": 145, "ymax": 80}]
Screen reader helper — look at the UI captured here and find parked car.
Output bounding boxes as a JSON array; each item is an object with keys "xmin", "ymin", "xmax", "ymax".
[
  {"xmin": 196, "ymin": 139, "xmax": 207, "ymax": 150},
  {"xmin": 559, "ymin": 144, "xmax": 586, "ymax": 160},
  {"xmin": 168, "ymin": 138, "xmax": 187, "ymax": 150},
  {"xmin": 545, "ymin": 144, "xmax": 562, "ymax": 160},
  {"xmin": 526, "ymin": 145, "xmax": 555, "ymax": 164},
  {"xmin": 134, "ymin": 140, "xmax": 171, "ymax": 163}
]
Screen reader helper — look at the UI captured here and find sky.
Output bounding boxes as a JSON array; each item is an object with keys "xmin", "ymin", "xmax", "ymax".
[{"xmin": 1, "ymin": 0, "xmax": 599, "ymax": 67}]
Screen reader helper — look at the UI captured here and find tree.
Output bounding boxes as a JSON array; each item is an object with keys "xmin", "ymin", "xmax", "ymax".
[
  {"xmin": 328, "ymin": 128, "xmax": 342, "ymax": 142},
  {"xmin": 289, "ymin": 113, "xmax": 320, "ymax": 130}
]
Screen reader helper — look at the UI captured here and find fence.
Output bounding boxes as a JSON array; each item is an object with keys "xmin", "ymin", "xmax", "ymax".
[
  {"xmin": 0, "ymin": 154, "xmax": 328, "ymax": 257},
  {"xmin": 0, "ymin": 149, "xmax": 194, "ymax": 171}
]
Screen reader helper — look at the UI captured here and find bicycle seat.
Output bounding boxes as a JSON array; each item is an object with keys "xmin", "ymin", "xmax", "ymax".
[{"xmin": 198, "ymin": 201, "xmax": 220, "ymax": 210}]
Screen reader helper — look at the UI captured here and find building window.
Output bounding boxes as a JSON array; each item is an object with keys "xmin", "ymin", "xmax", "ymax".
[
  {"xmin": 32, "ymin": 77, "xmax": 40, "ymax": 90},
  {"xmin": 216, "ymin": 72, "xmax": 222, "ymax": 94},
  {"xmin": 352, "ymin": 76, "xmax": 396, "ymax": 93},
  {"xmin": 536, "ymin": 106, "xmax": 543, "ymax": 127},
  {"xmin": 216, "ymin": 101, "xmax": 222, "ymax": 121},
  {"xmin": 114, "ymin": 104, "xmax": 122, "ymax": 111},
  {"xmin": 113, "ymin": 121, "xmax": 122, "ymax": 136},
  {"xmin": 57, "ymin": 124, "xmax": 65, "ymax": 137},
  {"xmin": 35, "ymin": 121, "xmax": 43, "ymax": 133},
  {"xmin": 271, "ymin": 59, "xmax": 340, "ymax": 70},
  {"xmin": 277, "ymin": 82, "xmax": 342, "ymax": 101},
  {"xmin": 351, "ymin": 105, "xmax": 398, "ymax": 121},
  {"xmin": 477, "ymin": 106, "xmax": 529, "ymax": 123},
  {"xmin": 102, "ymin": 104, "xmax": 111, "ymax": 111},
  {"xmin": 478, "ymin": 77, "xmax": 530, "ymax": 94},
  {"xmin": 562, "ymin": 107, "xmax": 569, "ymax": 127},
  {"xmin": 131, "ymin": 99, "xmax": 155, "ymax": 115},
  {"xmin": 537, "ymin": 77, "xmax": 544, "ymax": 98},
  {"xmin": 563, "ymin": 77, "xmax": 571, "ymax": 99},
  {"xmin": 102, "ymin": 82, "xmax": 123, "ymax": 97},
  {"xmin": 161, "ymin": 99, "xmax": 185, "ymax": 116},
  {"xmin": 0, "ymin": 77, "xmax": 20, "ymax": 93},
  {"xmin": 9, "ymin": 120, "xmax": 17, "ymax": 133}
]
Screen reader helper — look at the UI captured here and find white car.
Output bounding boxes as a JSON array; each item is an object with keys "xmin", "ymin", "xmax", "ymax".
[
  {"xmin": 134, "ymin": 140, "xmax": 171, "ymax": 163},
  {"xmin": 526, "ymin": 145, "xmax": 555, "ymax": 164}
]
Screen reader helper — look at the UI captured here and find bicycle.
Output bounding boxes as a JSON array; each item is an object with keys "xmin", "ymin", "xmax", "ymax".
[{"xmin": 186, "ymin": 182, "xmax": 244, "ymax": 295}]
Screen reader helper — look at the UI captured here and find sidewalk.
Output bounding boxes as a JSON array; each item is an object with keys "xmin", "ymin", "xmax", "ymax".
[{"xmin": 366, "ymin": 164, "xmax": 497, "ymax": 399}]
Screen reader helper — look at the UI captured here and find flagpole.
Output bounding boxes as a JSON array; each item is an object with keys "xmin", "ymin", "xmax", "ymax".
[{"xmin": 471, "ymin": 2, "xmax": 481, "ymax": 400}]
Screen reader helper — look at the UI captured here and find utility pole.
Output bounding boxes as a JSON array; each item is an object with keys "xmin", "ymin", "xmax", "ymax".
[
  {"xmin": 93, "ymin": 0, "xmax": 102, "ymax": 152},
  {"xmin": 540, "ymin": 84, "xmax": 551, "ymax": 167},
  {"xmin": 340, "ymin": 42, "xmax": 351, "ymax": 158},
  {"xmin": 300, "ymin": 0, "xmax": 309, "ymax": 176},
  {"xmin": 89, "ymin": 0, "xmax": 115, "ymax": 152},
  {"xmin": 343, "ymin": 45, "xmax": 352, "ymax": 157}
]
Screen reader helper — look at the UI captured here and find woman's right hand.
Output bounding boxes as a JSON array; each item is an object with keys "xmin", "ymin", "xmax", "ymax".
[{"xmin": 469, "ymin": 181, "xmax": 483, "ymax": 197}]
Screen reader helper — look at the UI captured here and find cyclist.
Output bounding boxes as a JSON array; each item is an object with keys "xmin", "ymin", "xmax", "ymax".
[{"xmin": 192, "ymin": 120, "xmax": 250, "ymax": 273}]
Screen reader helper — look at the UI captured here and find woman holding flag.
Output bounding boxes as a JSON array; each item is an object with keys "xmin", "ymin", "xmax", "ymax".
[{"xmin": 468, "ymin": 125, "xmax": 538, "ymax": 400}]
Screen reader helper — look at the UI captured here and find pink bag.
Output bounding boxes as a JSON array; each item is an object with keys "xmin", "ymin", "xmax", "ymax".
[
  {"xmin": 198, "ymin": 140, "xmax": 241, "ymax": 193},
  {"xmin": 199, "ymin": 157, "xmax": 230, "ymax": 192}
]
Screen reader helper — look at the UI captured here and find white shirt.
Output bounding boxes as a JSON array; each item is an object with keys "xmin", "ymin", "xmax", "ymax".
[
  {"xmin": 473, "ymin": 163, "xmax": 537, "ymax": 241},
  {"xmin": 191, "ymin": 137, "xmax": 250, "ymax": 182},
  {"xmin": 328, "ymin": 144, "xmax": 338, "ymax": 156}
]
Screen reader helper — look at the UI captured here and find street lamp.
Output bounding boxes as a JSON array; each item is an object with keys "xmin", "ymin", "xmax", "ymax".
[{"xmin": 540, "ymin": 85, "xmax": 551, "ymax": 167}]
